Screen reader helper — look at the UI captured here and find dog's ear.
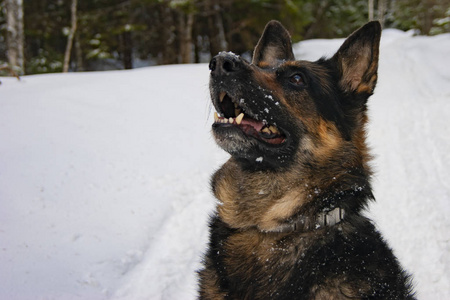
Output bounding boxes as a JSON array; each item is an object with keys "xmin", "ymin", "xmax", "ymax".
[
  {"xmin": 333, "ymin": 21, "xmax": 381, "ymax": 95},
  {"xmin": 252, "ymin": 20, "xmax": 295, "ymax": 67}
]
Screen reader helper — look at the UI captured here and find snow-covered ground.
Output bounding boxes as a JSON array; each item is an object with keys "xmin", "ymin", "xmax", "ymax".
[{"xmin": 1, "ymin": 29, "xmax": 449, "ymax": 299}]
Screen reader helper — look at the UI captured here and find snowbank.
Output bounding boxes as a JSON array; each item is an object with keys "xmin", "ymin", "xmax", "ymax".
[{"xmin": 0, "ymin": 29, "xmax": 449, "ymax": 299}]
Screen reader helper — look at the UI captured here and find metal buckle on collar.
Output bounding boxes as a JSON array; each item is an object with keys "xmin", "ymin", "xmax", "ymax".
[{"xmin": 318, "ymin": 207, "xmax": 345, "ymax": 227}]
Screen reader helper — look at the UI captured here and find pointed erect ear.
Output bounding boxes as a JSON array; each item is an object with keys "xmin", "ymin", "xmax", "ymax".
[
  {"xmin": 252, "ymin": 20, "xmax": 295, "ymax": 67},
  {"xmin": 333, "ymin": 21, "xmax": 381, "ymax": 94}
]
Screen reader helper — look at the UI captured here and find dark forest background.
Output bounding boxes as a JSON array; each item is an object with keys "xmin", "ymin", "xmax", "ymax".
[{"xmin": 1, "ymin": 0, "xmax": 449, "ymax": 75}]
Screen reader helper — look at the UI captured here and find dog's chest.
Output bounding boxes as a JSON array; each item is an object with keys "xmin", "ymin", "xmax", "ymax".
[{"xmin": 221, "ymin": 229, "xmax": 317, "ymax": 297}]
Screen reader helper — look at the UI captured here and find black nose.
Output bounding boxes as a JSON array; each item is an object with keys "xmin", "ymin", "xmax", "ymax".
[{"xmin": 209, "ymin": 52, "xmax": 243, "ymax": 75}]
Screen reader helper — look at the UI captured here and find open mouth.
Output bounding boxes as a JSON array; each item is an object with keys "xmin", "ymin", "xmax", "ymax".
[{"xmin": 213, "ymin": 92, "xmax": 286, "ymax": 145}]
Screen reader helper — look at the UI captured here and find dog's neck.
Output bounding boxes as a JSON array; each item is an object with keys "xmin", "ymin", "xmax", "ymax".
[{"xmin": 212, "ymin": 157, "xmax": 371, "ymax": 232}]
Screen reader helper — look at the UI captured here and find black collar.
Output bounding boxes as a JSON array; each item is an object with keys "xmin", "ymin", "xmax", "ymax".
[{"xmin": 263, "ymin": 207, "xmax": 345, "ymax": 233}]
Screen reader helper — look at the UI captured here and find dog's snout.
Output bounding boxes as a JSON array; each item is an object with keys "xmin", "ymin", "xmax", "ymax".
[{"xmin": 210, "ymin": 53, "xmax": 243, "ymax": 76}]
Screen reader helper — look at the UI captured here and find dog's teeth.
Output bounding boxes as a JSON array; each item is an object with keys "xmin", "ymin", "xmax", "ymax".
[
  {"xmin": 229, "ymin": 117, "xmax": 234, "ymax": 123},
  {"xmin": 219, "ymin": 92, "xmax": 226, "ymax": 102},
  {"xmin": 262, "ymin": 127, "xmax": 271, "ymax": 134},
  {"xmin": 269, "ymin": 125, "xmax": 279, "ymax": 134},
  {"xmin": 236, "ymin": 113, "xmax": 244, "ymax": 125},
  {"xmin": 214, "ymin": 112, "xmax": 219, "ymax": 122}
]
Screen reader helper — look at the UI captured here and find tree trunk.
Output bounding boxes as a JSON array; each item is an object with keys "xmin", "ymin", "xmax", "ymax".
[
  {"xmin": 75, "ymin": 33, "xmax": 84, "ymax": 71},
  {"xmin": 207, "ymin": 0, "xmax": 228, "ymax": 57},
  {"xmin": 121, "ymin": 31, "xmax": 133, "ymax": 69},
  {"xmin": 421, "ymin": 0, "xmax": 434, "ymax": 35},
  {"xmin": 194, "ymin": 29, "xmax": 201, "ymax": 63},
  {"xmin": 179, "ymin": 12, "xmax": 195, "ymax": 63},
  {"xmin": 377, "ymin": 0, "xmax": 387, "ymax": 27},
  {"xmin": 214, "ymin": 3, "xmax": 227, "ymax": 51},
  {"xmin": 368, "ymin": 0, "xmax": 374, "ymax": 21},
  {"xmin": 303, "ymin": 1, "xmax": 332, "ymax": 39},
  {"xmin": 5, "ymin": 0, "xmax": 25, "ymax": 75},
  {"xmin": 159, "ymin": 2, "xmax": 177, "ymax": 65},
  {"xmin": 63, "ymin": 0, "xmax": 77, "ymax": 72}
]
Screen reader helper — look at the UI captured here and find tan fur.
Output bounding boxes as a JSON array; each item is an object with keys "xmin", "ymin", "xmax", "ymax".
[
  {"xmin": 312, "ymin": 276, "xmax": 372, "ymax": 300},
  {"xmin": 214, "ymin": 160, "xmax": 311, "ymax": 231},
  {"xmin": 340, "ymin": 46, "xmax": 371, "ymax": 92},
  {"xmin": 312, "ymin": 118, "xmax": 344, "ymax": 160},
  {"xmin": 353, "ymin": 113, "xmax": 373, "ymax": 173},
  {"xmin": 258, "ymin": 189, "xmax": 307, "ymax": 231},
  {"xmin": 198, "ymin": 266, "xmax": 228, "ymax": 299},
  {"xmin": 253, "ymin": 68, "xmax": 281, "ymax": 94},
  {"xmin": 258, "ymin": 46, "xmax": 284, "ymax": 67}
]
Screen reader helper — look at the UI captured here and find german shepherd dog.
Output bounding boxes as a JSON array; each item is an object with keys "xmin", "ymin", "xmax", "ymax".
[{"xmin": 199, "ymin": 21, "xmax": 415, "ymax": 299}]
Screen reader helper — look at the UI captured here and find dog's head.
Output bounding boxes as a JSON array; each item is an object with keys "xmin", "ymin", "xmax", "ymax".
[{"xmin": 210, "ymin": 21, "xmax": 381, "ymax": 171}]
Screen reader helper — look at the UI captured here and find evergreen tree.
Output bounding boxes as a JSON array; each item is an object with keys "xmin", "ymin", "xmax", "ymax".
[{"xmin": 0, "ymin": 0, "xmax": 448, "ymax": 75}]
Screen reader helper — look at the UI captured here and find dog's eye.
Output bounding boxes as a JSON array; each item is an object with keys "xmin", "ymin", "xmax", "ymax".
[{"xmin": 289, "ymin": 74, "xmax": 304, "ymax": 86}]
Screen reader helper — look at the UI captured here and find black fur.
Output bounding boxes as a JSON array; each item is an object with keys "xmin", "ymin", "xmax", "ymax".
[
  {"xmin": 198, "ymin": 20, "xmax": 415, "ymax": 299},
  {"xmin": 204, "ymin": 214, "xmax": 415, "ymax": 299}
]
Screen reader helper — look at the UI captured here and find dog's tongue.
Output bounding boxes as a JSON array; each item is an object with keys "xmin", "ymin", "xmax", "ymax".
[
  {"xmin": 240, "ymin": 116, "xmax": 265, "ymax": 132},
  {"xmin": 238, "ymin": 116, "xmax": 269, "ymax": 141}
]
